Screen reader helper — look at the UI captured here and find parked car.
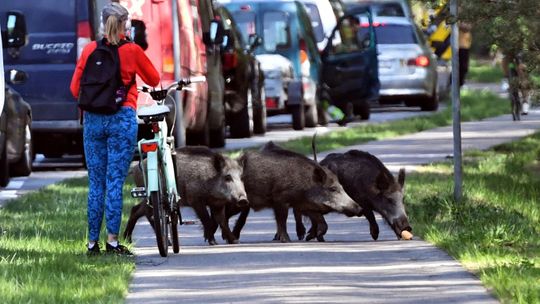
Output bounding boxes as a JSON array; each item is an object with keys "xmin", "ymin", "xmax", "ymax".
[
  {"xmin": 219, "ymin": 0, "xmax": 322, "ymax": 130},
  {"xmin": 1, "ymin": 16, "xmax": 34, "ymax": 187},
  {"xmin": 198, "ymin": 0, "xmax": 227, "ymax": 148},
  {"xmin": 369, "ymin": 16, "xmax": 439, "ymax": 110},
  {"xmin": 0, "ymin": 0, "xmax": 225, "ymax": 158},
  {"xmin": 343, "ymin": 0, "xmax": 414, "ymax": 19},
  {"xmin": 214, "ymin": 5, "xmax": 266, "ymax": 138}
]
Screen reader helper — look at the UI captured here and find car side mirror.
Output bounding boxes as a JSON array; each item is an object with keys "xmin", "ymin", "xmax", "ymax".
[
  {"xmin": 131, "ymin": 20, "xmax": 148, "ymax": 50},
  {"xmin": 4, "ymin": 11, "xmax": 27, "ymax": 49},
  {"xmin": 9, "ymin": 69, "xmax": 28, "ymax": 84},
  {"xmin": 203, "ymin": 20, "xmax": 224, "ymax": 45}
]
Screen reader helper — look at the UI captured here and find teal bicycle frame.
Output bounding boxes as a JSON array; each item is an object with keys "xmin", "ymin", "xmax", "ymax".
[
  {"xmin": 137, "ymin": 117, "xmax": 178, "ymax": 205},
  {"xmin": 132, "ymin": 77, "xmax": 205, "ymax": 257}
]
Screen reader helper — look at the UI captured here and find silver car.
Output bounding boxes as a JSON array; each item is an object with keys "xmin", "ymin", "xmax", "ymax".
[{"xmin": 372, "ymin": 16, "xmax": 439, "ymax": 111}]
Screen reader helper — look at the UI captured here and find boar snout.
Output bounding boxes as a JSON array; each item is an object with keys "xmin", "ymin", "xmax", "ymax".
[
  {"xmin": 342, "ymin": 200, "xmax": 362, "ymax": 217},
  {"xmin": 391, "ymin": 215, "xmax": 412, "ymax": 239},
  {"xmin": 236, "ymin": 197, "xmax": 249, "ymax": 207}
]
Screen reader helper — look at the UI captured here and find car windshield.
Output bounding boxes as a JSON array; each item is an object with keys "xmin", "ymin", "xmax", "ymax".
[
  {"xmin": 374, "ymin": 24, "xmax": 417, "ymax": 44},
  {"xmin": 231, "ymin": 11, "xmax": 257, "ymax": 47},
  {"xmin": 262, "ymin": 11, "xmax": 290, "ymax": 51},
  {"xmin": 303, "ymin": 3, "xmax": 325, "ymax": 43}
]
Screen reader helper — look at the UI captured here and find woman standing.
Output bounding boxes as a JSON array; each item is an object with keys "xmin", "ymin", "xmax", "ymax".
[{"xmin": 70, "ymin": 2, "xmax": 160, "ymax": 255}]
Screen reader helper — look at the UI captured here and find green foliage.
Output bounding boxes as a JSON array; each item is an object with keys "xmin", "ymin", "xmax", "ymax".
[
  {"xmin": 467, "ymin": 59, "xmax": 505, "ymax": 83},
  {"xmin": 406, "ymin": 133, "xmax": 540, "ymax": 303},
  {"xmin": 0, "ymin": 178, "xmax": 138, "ymax": 304}
]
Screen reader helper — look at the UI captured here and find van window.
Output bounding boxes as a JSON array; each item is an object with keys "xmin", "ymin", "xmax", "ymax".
[
  {"xmin": 375, "ymin": 24, "xmax": 417, "ymax": 44},
  {"xmin": 262, "ymin": 11, "xmax": 290, "ymax": 51},
  {"xmin": 303, "ymin": 3, "xmax": 324, "ymax": 43},
  {"xmin": 232, "ymin": 11, "xmax": 256, "ymax": 46}
]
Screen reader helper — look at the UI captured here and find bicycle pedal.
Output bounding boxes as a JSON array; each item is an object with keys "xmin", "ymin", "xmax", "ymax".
[
  {"xmin": 181, "ymin": 219, "xmax": 200, "ymax": 225},
  {"xmin": 131, "ymin": 187, "xmax": 147, "ymax": 198}
]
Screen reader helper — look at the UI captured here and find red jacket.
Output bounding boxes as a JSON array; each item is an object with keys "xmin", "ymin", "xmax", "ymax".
[{"xmin": 70, "ymin": 40, "xmax": 160, "ymax": 110}]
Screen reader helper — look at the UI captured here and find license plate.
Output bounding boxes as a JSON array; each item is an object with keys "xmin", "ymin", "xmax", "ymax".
[{"xmin": 379, "ymin": 60, "xmax": 394, "ymax": 70}]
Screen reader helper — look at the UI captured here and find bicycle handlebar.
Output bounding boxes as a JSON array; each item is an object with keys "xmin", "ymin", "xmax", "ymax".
[{"xmin": 137, "ymin": 76, "xmax": 207, "ymax": 97}]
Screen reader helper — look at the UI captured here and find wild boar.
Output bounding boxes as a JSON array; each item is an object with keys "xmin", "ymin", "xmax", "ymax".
[
  {"xmin": 320, "ymin": 150, "xmax": 412, "ymax": 240},
  {"xmin": 227, "ymin": 141, "xmax": 362, "ymax": 242},
  {"xmin": 123, "ymin": 146, "xmax": 248, "ymax": 245}
]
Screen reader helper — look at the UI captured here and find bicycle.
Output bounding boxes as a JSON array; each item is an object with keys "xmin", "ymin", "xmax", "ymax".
[{"xmin": 131, "ymin": 76, "xmax": 206, "ymax": 257}]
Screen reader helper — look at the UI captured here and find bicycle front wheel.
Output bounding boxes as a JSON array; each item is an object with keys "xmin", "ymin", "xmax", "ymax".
[{"xmin": 150, "ymin": 188, "xmax": 169, "ymax": 257}]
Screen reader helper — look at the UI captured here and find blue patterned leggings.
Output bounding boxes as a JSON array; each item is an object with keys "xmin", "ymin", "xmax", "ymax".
[{"xmin": 83, "ymin": 107, "xmax": 137, "ymax": 242}]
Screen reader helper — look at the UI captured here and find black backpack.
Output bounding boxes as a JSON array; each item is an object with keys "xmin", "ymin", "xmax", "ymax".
[{"xmin": 78, "ymin": 38, "xmax": 133, "ymax": 114}]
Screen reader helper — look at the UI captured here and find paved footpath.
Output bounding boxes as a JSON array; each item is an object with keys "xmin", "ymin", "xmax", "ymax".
[{"xmin": 127, "ymin": 107, "xmax": 540, "ymax": 304}]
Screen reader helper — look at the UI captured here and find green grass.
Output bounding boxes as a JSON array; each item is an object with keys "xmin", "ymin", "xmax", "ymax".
[
  {"xmin": 276, "ymin": 89, "xmax": 510, "ymax": 155},
  {"xmin": 0, "ymin": 178, "xmax": 138, "ymax": 304},
  {"xmin": 0, "ymin": 88, "xmax": 513, "ymax": 303},
  {"xmin": 467, "ymin": 59, "xmax": 505, "ymax": 83},
  {"xmin": 404, "ymin": 133, "xmax": 540, "ymax": 303}
]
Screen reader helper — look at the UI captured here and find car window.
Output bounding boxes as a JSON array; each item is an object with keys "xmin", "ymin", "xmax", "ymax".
[
  {"xmin": 329, "ymin": 16, "xmax": 367, "ymax": 55},
  {"xmin": 303, "ymin": 3, "xmax": 325, "ymax": 43},
  {"xmin": 375, "ymin": 24, "xmax": 417, "ymax": 44},
  {"xmin": 262, "ymin": 11, "xmax": 290, "ymax": 51},
  {"xmin": 373, "ymin": 3, "xmax": 405, "ymax": 17},
  {"xmin": 231, "ymin": 11, "xmax": 257, "ymax": 48}
]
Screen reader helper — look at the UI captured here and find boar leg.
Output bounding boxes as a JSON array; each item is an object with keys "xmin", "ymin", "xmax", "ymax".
[
  {"xmin": 123, "ymin": 200, "xmax": 152, "ymax": 243},
  {"xmin": 272, "ymin": 205, "xmax": 291, "ymax": 242},
  {"xmin": 232, "ymin": 207, "xmax": 250, "ymax": 240},
  {"xmin": 192, "ymin": 203, "xmax": 218, "ymax": 245},
  {"xmin": 211, "ymin": 205, "xmax": 239, "ymax": 244},
  {"xmin": 364, "ymin": 209, "xmax": 380, "ymax": 240},
  {"xmin": 305, "ymin": 212, "xmax": 327, "ymax": 242},
  {"xmin": 293, "ymin": 208, "xmax": 306, "ymax": 240}
]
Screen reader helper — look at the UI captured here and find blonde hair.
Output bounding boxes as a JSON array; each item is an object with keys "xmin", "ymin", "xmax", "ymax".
[{"xmin": 104, "ymin": 14, "xmax": 125, "ymax": 45}]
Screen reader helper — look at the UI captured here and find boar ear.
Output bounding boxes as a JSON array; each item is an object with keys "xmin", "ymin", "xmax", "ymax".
[
  {"xmin": 375, "ymin": 171, "xmax": 390, "ymax": 191},
  {"xmin": 397, "ymin": 168, "xmax": 406, "ymax": 188},
  {"xmin": 313, "ymin": 166, "xmax": 327, "ymax": 184},
  {"xmin": 213, "ymin": 153, "xmax": 226, "ymax": 173}
]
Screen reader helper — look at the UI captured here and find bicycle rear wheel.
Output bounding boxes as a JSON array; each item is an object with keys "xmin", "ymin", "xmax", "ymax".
[{"xmin": 150, "ymin": 166, "xmax": 169, "ymax": 257}]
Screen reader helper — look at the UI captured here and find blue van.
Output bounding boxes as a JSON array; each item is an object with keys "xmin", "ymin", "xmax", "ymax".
[
  {"xmin": 0, "ymin": 1, "xmax": 96, "ymax": 157},
  {"xmin": 219, "ymin": 0, "xmax": 322, "ymax": 129}
]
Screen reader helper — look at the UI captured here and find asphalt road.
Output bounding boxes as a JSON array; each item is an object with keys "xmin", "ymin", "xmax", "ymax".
[{"xmin": 126, "ymin": 108, "xmax": 540, "ymax": 303}]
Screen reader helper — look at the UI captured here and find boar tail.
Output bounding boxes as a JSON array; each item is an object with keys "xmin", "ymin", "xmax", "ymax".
[{"xmin": 312, "ymin": 131, "xmax": 318, "ymax": 162}]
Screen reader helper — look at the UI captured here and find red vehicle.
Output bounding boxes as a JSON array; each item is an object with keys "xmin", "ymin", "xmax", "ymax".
[{"xmin": 98, "ymin": 0, "xmax": 224, "ymax": 147}]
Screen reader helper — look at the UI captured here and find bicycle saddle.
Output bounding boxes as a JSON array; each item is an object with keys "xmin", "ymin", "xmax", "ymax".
[{"xmin": 137, "ymin": 105, "xmax": 170, "ymax": 122}]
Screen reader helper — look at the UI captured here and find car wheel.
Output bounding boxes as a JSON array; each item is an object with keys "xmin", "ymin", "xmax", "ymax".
[
  {"xmin": 253, "ymin": 87, "xmax": 267, "ymax": 135},
  {"xmin": 317, "ymin": 103, "xmax": 329, "ymax": 126},
  {"xmin": 209, "ymin": 117, "xmax": 226, "ymax": 148},
  {"xmin": 290, "ymin": 104, "xmax": 305, "ymax": 130},
  {"xmin": 10, "ymin": 119, "xmax": 33, "ymax": 177},
  {"xmin": 229, "ymin": 87, "xmax": 253, "ymax": 138},
  {"xmin": 421, "ymin": 88, "xmax": 439, "ymax": 111},
  {"xmin": 305, "ymin": 103, "xmax": 318, "ymax": 128},
  {"xmin": 357, "ymin": 101, "xmax": 370, "ymax": 120},
  {"xmin": 0, "ymin": 139, "xmax": 9, "ymax": 187},
  {"xmin": 186, "ymin": 118, "xmax": 210, "ymax": 146}
]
